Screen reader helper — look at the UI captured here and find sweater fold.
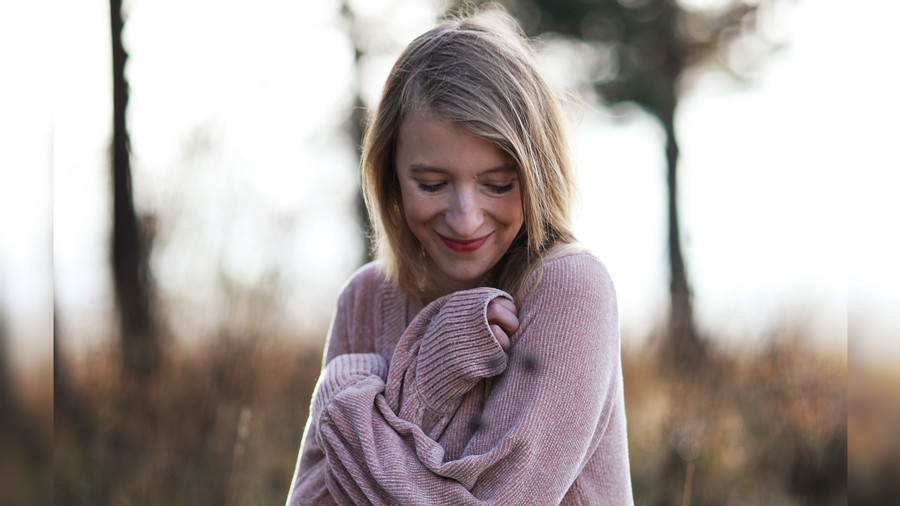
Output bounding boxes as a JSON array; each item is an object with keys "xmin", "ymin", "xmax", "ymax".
[
  {"xmin": 311, "ymin": 353, "xmax": 387, "ymax": 422},
  {"xmin": 416, "ymin": 288, "xmax": 510, "ymax": 413},
  {"xmin": 286, "ymin": 249, "xmax": 634, "ymax": 506}
]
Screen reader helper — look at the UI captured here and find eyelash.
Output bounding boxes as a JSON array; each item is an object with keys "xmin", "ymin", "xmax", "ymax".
[
  {"xmin": 488, "ymin": 183, "xmax": 515, "ymax": 194},
  {"xmin": 417, "ymin": 183, "xmax": 445, "ymax": 193},
  {"xmin": 416, "ymin": 182, "xmax": 515, "ymax": 194}
]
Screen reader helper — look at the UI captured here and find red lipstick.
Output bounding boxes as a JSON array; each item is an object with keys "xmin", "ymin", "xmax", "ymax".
[{"xmin": 438, "ymin": 233, "xmax": 492, "ymax": 253}]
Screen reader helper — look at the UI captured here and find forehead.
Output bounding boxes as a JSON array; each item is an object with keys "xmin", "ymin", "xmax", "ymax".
[{"xmin": 395, "ymin": 112, "xmax": 516, "ymax": 177}]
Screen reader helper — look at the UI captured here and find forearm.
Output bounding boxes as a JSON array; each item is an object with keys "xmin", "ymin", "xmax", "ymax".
[
  {"xmin": 286, "ymin": 418, "xmax": 337, "ymax": 506},
  {"xmin": 296, "ymin": 253, "xmax": 632, "ymax": 504},
  {"xmin": 310, "ymin": 352, "xmax": 487, "ymax": 504},
  {"xmin": 385, "ymin": 287, "xmax": 510, "ymax": 427}
]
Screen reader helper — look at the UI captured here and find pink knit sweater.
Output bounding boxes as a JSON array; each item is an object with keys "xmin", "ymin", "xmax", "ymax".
[{"xmin": 287, "ymin": 249, "xmax": 633, "ymax": 505}]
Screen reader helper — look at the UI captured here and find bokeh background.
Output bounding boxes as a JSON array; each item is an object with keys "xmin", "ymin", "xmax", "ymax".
[{"xmin": 0, "ymin": 0, "xmax": 896, "ymax": 503}]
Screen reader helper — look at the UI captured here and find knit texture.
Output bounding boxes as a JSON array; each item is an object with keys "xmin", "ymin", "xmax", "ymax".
[{"xmin": 286, "ymin": 249, "xmax": 633, "ymax": 505}]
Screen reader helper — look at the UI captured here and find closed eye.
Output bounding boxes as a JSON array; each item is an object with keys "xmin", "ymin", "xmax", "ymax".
[
  {"xmin": 417, "ymin": 182, "xmax": 445, "ymax": 193},
  {"xmin": 487, "ymin": 182, "xmax": 515, "ymax": 194}
]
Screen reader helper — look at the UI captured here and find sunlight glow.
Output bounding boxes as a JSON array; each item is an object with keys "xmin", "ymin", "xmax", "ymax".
[{"xmin": 5, "ymin": 0, "xmax": 893, "ymax": 359}]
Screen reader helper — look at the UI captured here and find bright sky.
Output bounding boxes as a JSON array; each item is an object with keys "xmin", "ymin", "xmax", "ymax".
[{"xmin": 2, "ymin": 0, "xmax": 896, "ymax": 370}]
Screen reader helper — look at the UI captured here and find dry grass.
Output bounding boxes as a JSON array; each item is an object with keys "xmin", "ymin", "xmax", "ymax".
[
  {"xmin": 1, "ymin": 365, "xmax": 52, "ymax": 505},
  {"xmin": 47, "ymin": 331, "xmax": 859, "ymax": 505},
  {"xmin": 848, "ymin": 362, "xmax": 900, "ymax": 504},
  {"xmin": 624, "ymin": 340, "xmax": 847, "ymax": 505},
  {"xmin": 54, "ymin": 335, "xmax": 323, "ymax": 506}
]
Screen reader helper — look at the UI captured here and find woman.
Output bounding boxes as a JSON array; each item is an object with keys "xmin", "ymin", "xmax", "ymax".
[{"xmin": 287, "ymin": 11, "xmax": 632, "ymax": 505}]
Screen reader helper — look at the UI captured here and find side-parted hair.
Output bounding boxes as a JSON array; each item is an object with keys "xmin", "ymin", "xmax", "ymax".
[{"xmin": 361, "ymin": 9, "xmax": 578, "ymax": 302}]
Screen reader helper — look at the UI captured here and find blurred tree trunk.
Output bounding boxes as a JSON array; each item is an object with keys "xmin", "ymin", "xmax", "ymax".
[
  {"xmin": 653, "ymin": 22, "xmax": 705, "ymax": 369},
  {"xmin": 341, "ymin": 0, "xmax": 374, "ymax": 265},
  {"xmin": 660, "ymin": 104, "xmax": 703, "ymax": 369},
  {"xmin": 110, "ymin": 0, "xmax": 160, "ymax": 379},
  {"xmin": 446, "ymin": 0, "xmax": 786, "ymax": 370}
]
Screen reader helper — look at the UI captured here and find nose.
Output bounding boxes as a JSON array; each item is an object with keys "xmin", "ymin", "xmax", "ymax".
[{"xmin": 445, "ymin": 188, "xmax": 483, "ymax": 237}]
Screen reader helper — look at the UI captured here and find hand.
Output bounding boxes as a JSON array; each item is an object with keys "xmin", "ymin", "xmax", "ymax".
[{"xmin": 486, "ymin": 297, "xmax": 518, "ymax": 351}]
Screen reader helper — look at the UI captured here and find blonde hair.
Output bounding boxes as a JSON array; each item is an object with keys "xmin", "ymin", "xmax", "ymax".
[{"xmin": 362, "ymin": 10, "xmax": 577, "ymax": 302}]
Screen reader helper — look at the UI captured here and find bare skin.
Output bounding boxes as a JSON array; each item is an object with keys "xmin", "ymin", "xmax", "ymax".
[
  {"xmin": 396, "ymin": 111, "xmax": 523, "ymax": 352},
  {"xmin": 487, "ymin": 297, "xmax": 518, "ymax": 350}
]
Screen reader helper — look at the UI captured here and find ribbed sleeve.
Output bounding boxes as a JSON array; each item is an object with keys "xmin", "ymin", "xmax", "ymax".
[
  {"xmin": 286, "ymin": 251, "xmax": 633, "ymax": 505},
  {"xmin": 310, "ymin": 353, "xmax": 387, "ymax": 422},
  {"xmin": 414, "ymin": 288, "xmax": 510, "ymax": 412}
]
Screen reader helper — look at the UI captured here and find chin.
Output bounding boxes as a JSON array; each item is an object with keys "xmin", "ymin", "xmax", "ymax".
[
  {"xmin": 427, "ymin": 260, "xmax": 488, "ymax": 291},
  {"xmin": 445, "ymin": 262, "xmax": 496, "ymax": 288}
]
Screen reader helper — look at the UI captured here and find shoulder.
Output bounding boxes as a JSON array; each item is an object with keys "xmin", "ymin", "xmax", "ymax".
[
  {"xmin": 515, "ymin": 246, "xmax": 618, "ymax": 326},
  {"xmin": 334, "ymin": 260, "xmax": 394, "ymax": 309},
  {"xmin": 511, "ymin": 246, "xmax": 620, "ymax": 360},
  {"xmin": 527, "ymin": 246, "xmax": 616, "ymax": 303},
  {"xmin": 326, "ymin": 261, "xmax": 394, "ymax": 359},
  {"xmin": 542, "ymin": 246, "xmax": 612, "ymax": 281},
  {"xmin": 340, "ymin": 260, "xmax": 389, "ymax": 296}
]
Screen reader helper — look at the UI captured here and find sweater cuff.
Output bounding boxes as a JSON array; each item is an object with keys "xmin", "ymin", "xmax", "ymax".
[
  {"xmin": 311, "ymin": 353, "xmax": 387, "ymax": 421},
  {"xmin": 417, "ymin": 288, "xmax": 511, "ymax": 413}
]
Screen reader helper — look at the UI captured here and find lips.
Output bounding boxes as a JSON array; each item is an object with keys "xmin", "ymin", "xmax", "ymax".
[{"xmin": 438, "ymin": 232, "xmax": 492, "ymax": 253}]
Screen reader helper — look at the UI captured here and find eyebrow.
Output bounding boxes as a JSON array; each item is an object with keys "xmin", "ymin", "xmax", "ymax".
[{"xmin": 408, "ymin": 164, "xmax": 517, "ymax": 176}]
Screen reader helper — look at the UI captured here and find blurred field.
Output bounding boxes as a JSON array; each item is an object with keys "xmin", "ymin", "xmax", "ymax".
[
  {"xmin": 848, "ymin": 361, "xmax": 900, "ymax": 505},
  {"xmin": 624, "ymin": 338, "xmax": 847, "ymax": 505},
  {"xmin": 44, "ymin": 328, "xmax": 860, "ymax": 505},
  {"xmin": 53, "ymin": 334, "xmax": 323, "ymax": 505}
]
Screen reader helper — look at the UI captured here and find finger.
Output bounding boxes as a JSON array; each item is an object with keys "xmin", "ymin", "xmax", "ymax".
[
  {"xmin": 494, "ymin": 304, "xmax": 520, "ymax": 333},
  {"xmin": 487, "ymin": 297, "xmax": 517, "ymax": 322},
  {"xmin": 499, "ymin": 309, "xmax": 519, "ymax": 334},
  {"xmin": 491, "ymin": 324, "xmax": 510, "ymax": 351},
  {"xmin": 493, "ymin": 297, "xmax": 517, "ymax": 315},
  {"xmin": 487, "ymin": 304, "xmax": 519, "ymax": 335}
]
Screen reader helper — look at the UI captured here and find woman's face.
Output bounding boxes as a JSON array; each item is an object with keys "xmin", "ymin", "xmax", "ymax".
[{"xmin": 395, "ymin": 112, "xmax": 524, "ymax": 295}]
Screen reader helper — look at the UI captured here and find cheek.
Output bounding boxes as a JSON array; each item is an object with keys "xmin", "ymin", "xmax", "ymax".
[
  {"xmin": 400, "ymin": 189, "xmax": 437, "ymax": 230},
  {"xmin": 496, "ymin": 195, "xmax": 524, "ymax": 228}
]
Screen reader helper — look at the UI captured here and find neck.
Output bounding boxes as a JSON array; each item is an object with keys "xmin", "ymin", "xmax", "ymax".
[{"xmin": 421, "ymin": 266, "xmax": 500, "ymax": 303}]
